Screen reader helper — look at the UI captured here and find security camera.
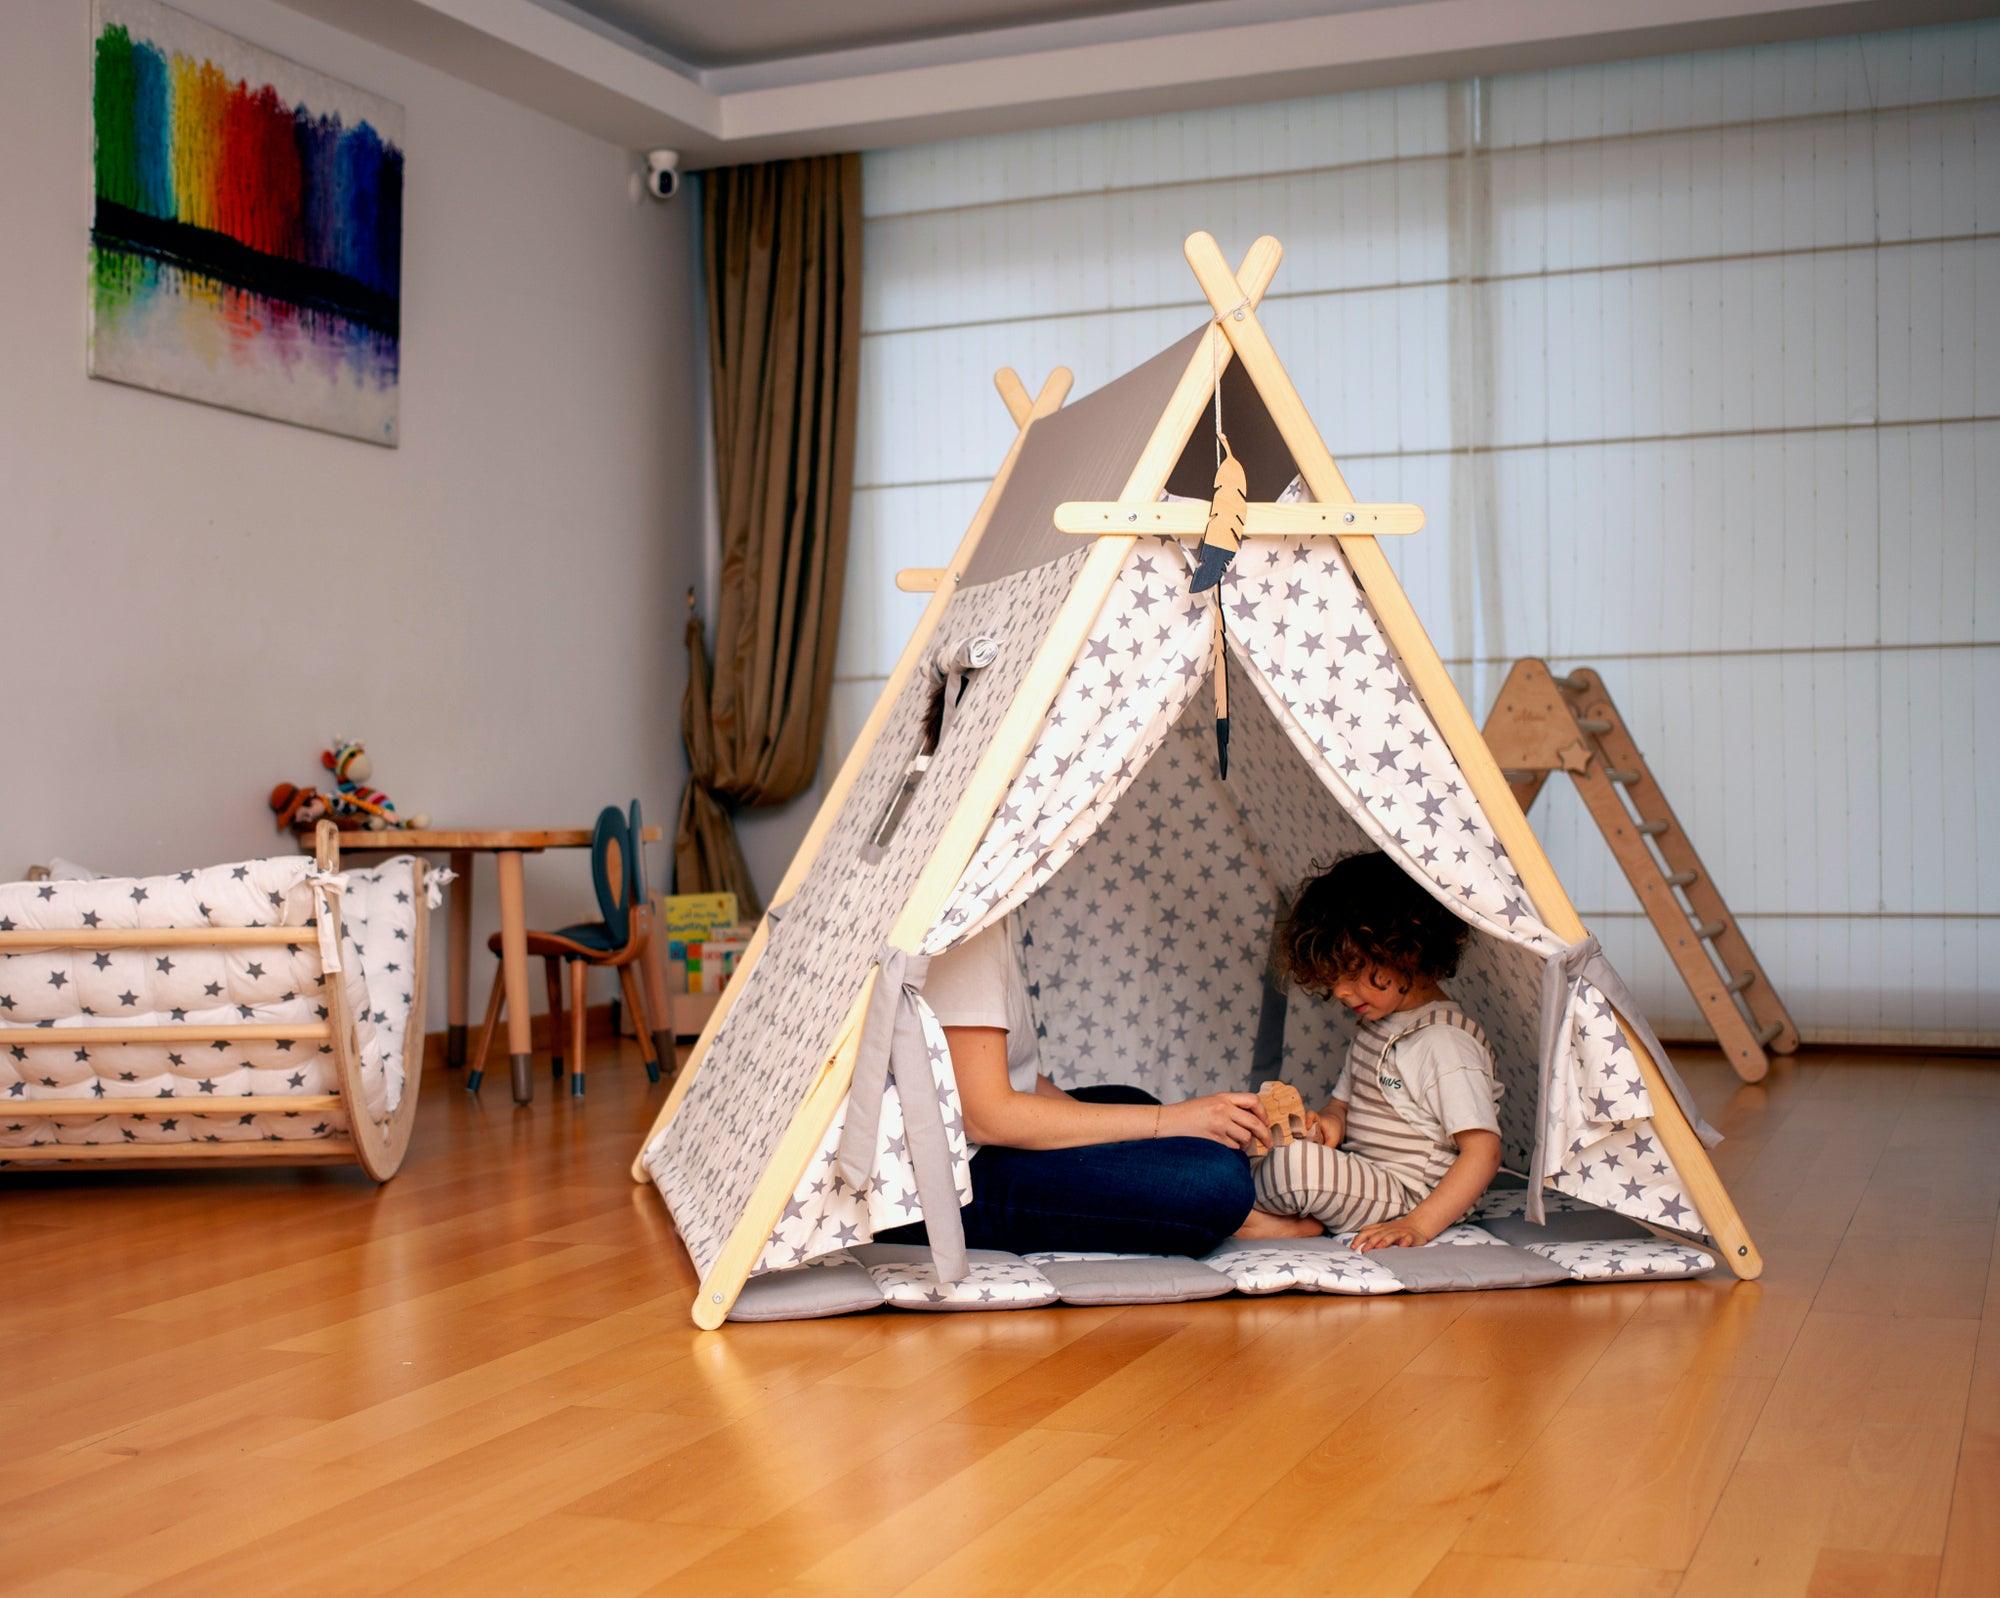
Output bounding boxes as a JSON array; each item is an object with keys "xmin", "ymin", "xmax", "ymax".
[{"xmin": 644, "ymin": 149, "xmax": 681, "ymax": 201}]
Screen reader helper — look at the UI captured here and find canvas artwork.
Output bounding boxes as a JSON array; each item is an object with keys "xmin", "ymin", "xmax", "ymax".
[{"xmin": 89, "ymin": 0, "xmax": 404, "ymax": 445}]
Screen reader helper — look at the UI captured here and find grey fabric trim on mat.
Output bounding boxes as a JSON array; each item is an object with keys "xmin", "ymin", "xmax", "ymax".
[
  {"xmin": 1481, "ymin": 1208, "xmax": 1654, "ymax": 1248},
  {"xmin": 1035, "ymin": 1255, "xmax": 1236, "ymax": 1306},
  {"xmin": 728, "ymin": 1261, "xmax": 886, "ymax": 1321},
  {"xmin": 1367, "ymin": 1241, "xmax": 1572, "ymax": 1292}
]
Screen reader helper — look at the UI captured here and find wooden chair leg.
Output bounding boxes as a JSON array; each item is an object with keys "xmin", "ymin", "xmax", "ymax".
[
  {"xmin": 544, "ymin": 955, "xmax": 566, "ymax": 1080},
  {"xmin": 619, "ymin": 964, "xmax": 661, "ymax": 1085},
  {"xmin": 467, "ymin": 964, "xmax": 505, "ymax": 1095},
  {"xmin": 569, "ymin": 959, "xmax": 590, "ymax": 1098}
]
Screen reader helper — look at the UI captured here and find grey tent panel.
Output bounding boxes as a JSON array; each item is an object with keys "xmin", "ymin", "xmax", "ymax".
[
  {"xmin": 728, "ymin": 1260, "xmax": 886, "ymax": 1321},
  {"xmin": 962, "ymin": 330, "xmax": 1202, "ymax": 586},
  {"xmin": 963, "ymin": 329, "xmax": 1306, "ymax": 587}
]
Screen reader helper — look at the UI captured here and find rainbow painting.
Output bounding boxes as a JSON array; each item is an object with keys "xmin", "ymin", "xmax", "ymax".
[{"xmin": 89, "ymin": 1, "xmax": 403, "ymax": 445}]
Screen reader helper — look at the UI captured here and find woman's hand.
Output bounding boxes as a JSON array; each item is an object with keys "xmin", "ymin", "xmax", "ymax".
[
  {"xmin": 1352, "ymin": 1216, "xmax": 1434, "ymax": 1251},
  {"xmin": 1158, "ymin": 1092, "xmax": 1269, "ymax": 1150}
]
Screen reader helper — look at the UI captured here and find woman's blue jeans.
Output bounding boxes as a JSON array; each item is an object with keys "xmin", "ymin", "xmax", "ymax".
[{"xmin": 878, "ymin": 1085, "xmax": 1255, "ymax": 1258}]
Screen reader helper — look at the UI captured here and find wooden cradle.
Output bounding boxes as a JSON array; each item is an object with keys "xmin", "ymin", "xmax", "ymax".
[{"xmin": 0, "ymin": 822, "xmax": 428, "ymax": 1181}]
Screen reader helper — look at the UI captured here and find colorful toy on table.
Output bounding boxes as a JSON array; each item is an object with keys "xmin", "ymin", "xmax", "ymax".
[
  {"xmin": 268, "ymin": 782, "xmax": 332, "ymax": 832},
  {"xmin": 321, "ymin": 739, "xmax": 429, "ymax": 831},
  {"xmin": 1257, "ymin": 1080, "xmax": 1308, "ymax": 1147}
]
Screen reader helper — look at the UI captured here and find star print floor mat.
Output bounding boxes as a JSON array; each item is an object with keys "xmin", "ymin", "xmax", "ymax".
[{"xmin": 724, "ymin": 1184, "xmax": 1716, "ymax": 1321}]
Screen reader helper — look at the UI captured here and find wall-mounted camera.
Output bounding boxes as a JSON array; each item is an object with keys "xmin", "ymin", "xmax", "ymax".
[{"xmin": 644, "ymin": 149, "xmax": 681, "ymax": 201}]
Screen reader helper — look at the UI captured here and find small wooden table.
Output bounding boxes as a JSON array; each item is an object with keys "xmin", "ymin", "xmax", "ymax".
[{"xmin": 320, "ymin": 827, "xmax": 670, "ymax": 1105}]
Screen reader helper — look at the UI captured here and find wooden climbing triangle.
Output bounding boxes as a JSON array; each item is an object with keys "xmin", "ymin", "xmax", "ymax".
[{"xmin": 1482, "ymin": 659, "xmax": 1799, "ymax": 1084}]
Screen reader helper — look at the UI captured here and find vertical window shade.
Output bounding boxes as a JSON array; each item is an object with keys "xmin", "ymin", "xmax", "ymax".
[{"xmin": 838, "ymin": 23, "xmax": 1999, "ymax": 1046}]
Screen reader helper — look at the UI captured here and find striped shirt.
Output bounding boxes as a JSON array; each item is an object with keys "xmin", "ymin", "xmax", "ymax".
[{"xmin": 1336, "ymin": 1002, "xmax": 1500, "ymax": 1197}]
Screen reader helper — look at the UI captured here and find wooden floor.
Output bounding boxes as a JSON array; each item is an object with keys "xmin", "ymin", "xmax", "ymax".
[{"xmin": 1, "ymin": 1039, "xmax": 1994, "ymax": 1596}]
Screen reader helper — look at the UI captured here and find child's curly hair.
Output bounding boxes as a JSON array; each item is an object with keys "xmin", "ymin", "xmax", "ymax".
[{"xmin": 1279, "ymin": 850, "xmax": 1468, "ymax": 994}]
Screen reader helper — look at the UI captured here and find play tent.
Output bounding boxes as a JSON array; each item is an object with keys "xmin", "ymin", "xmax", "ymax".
[{"xmin": 637, "ymin": 232, "xmax": 1758, "ymax": 1328}]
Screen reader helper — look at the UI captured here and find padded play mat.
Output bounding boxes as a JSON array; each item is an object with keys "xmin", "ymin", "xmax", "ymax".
[{"xmin": 727, "ymin": 1182, "xmax": 1715, "ymax": 1321}]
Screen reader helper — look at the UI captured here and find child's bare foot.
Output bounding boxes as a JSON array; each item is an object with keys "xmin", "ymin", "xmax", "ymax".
[{"xmin": 1233, "ymin": 1209, "xmax": 1323, "ymax": 1241}]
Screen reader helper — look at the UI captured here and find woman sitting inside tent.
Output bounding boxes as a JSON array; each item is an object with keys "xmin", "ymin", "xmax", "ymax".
[
  {"xmin": 879, "ymin": 671, "xmax": 1298, "ymax": 1259},
  {"xmin": 884, "ymin": 919, "xmax": 1286, "ymax": 1257}
]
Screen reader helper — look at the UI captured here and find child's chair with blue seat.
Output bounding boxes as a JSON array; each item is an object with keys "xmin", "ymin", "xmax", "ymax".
[{"xmin": 466, "ymin": 802, "xmax": 662, "ymax": 1097}]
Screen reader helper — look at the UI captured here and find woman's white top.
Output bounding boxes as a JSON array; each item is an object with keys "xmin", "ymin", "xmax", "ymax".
[{"xmin": 921, "ymin": 919, "xmax": 1042, "ymax": 1093}]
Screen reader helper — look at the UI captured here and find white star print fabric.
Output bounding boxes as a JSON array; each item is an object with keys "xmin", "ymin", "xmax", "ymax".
[
  {"xmin": 751, "ymin": 997, "xmax": 971, "ymax": 1272},
  {"xmin": 644, "ymin": 556, "xmax": 1087, "ymax": 1280},
  {"xmin": 0, "ymin": 854, "xmax": 426, "ymax": 1155},
  {"xmin": 971, "ymin": 533, "xmax": 1701, "ymax": 1238},
  {"xmin": 1217, "ymin": 535, "xmax": 1707, "ymax": 1237},
  {"xmin": 921, "ymin": 541, "xmax": 1214, "ymax": 956},
  {"xmin": 647, "ymin": 461, "xmax": 1719, "ymax": 1302},
  {"xmin": 715, "ymin": 524, "xmax": 1707, "ymax": 1283}
]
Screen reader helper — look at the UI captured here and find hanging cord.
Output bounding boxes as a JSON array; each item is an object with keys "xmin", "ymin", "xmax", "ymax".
[{"xmin": 1207, "ymin": 318, "xmax": 1232, "ymax": 776}]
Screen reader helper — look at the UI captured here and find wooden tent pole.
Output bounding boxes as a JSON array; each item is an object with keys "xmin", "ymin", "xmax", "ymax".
[
  {"xmin": 994, "ymin": 367, "xmax": 1034, "ymax": 427},
  {"xmin": 1182, "ymin": 230, "xmax": 1761, "ymax": 1281},
  {"xmin": 630, "ymin": 366, "xmax": 1072, "ymax": 1178},
  {"xmin": 686, "ymin": 241, "xmax": 1285, "ymax": 1325}
]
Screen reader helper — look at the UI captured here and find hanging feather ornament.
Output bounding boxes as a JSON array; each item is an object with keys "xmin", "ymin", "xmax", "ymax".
[{"xmin": 1189, "ymin": 429, "xmax": 1246, "ymax": 593}]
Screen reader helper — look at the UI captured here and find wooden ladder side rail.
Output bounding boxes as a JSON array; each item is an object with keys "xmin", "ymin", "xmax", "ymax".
[
  {"xmin": 1184, "ymin": 230, "xmax": 1762, "ymax": 1282},
  {"xmin": 686, "ymin": 238, "xmax": 1287, "ymax": 1327},
  {"xmin": 630, "ymin": 364, "xmax": 1076, "ymax": 1179},
  {"xmin": 1560, "ymin": 667, "xmax": 1800, "ymax": 1068},
  {"xmin": 1485, "ymin": 659, "xmax": 1798, "ymax": 1084}
]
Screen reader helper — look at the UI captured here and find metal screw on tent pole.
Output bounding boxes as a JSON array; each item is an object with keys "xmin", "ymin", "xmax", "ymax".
[{"xmin": 1342, "ymin": 511, "xmax": 1356, "ymax": 524}]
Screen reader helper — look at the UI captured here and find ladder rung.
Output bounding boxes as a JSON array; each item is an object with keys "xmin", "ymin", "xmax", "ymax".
[
  {"xmin": 1558, "ymin": 672, "xmax": 1589, "ymax": 692},
  {"xmin": 1576, "ymin": 717, "xmax": 1613, "ymax": 734},
  {"xmin": 1664, "ymin": 870, "xmax": 1699, "ymax": 888},
  {"xmin": 1606, "ymin": 768, "xmax": 1640, "ymax": 784},
  {"xmin": 1503, "ymin": 768, "xmax": 1534, "ymax": 783},
  {"xmin": 1635, "ymin": 819, "xmax": 1669, "ymax": 836},
  {"xmin": 1693, "ymin": 920, "xmax": 1726, "ymax": 940},
  {"xmin": 1754, "ymin": 1021, "xmax": 1783, "ymax": 1045},
  {"xmin": 1724, "ymin": 970, "xmax": 1755, "ymax": 994}
]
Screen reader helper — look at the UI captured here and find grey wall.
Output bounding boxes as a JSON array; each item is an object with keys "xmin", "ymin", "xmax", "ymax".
[{"xmin": 0, "ymin": 0, "xmax": 707, "ymax": 1029}]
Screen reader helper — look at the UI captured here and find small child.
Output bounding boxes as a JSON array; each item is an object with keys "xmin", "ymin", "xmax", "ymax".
[{"xmin": 1249, "ymin": 851, "xmax": 1503, "ymax": 1251}]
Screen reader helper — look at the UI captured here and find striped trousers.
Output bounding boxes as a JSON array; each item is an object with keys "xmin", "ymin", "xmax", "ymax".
[{"xmin": 1252, "ymin": 1140, "xmax": 1417, "ymax": 1233}]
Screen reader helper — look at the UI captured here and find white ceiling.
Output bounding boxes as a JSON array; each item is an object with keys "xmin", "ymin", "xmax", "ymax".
[
  {"xmin": 275, "ymin": 0, "xmax": 1998, "ymax": 165},
  {"xmin": 544, "ymin": 0, "xmax": 1236, "ymax": 69}
]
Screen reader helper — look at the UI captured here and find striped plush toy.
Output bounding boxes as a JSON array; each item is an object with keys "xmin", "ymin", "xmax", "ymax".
[{"xmin": 321, "ymin": 739, "xmax": 429, "ymax": 831}]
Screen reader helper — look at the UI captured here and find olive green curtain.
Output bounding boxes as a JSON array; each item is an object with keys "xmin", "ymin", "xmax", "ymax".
[{"xmin": 676, "ymin": 153, "xmax": 863, "ymax": 916}]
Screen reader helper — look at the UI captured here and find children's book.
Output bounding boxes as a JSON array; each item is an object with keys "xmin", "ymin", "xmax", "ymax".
[{"xmin": 661, "ymin": 893, "xmax": 738, "ymax": 939}]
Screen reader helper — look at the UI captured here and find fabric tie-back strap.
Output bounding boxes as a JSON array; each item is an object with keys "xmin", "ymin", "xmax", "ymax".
[
  {"xmin": 839, "ymin": 946, "xmax": 967, "ymax": 1284},
  {"xmin": 422, "ymin": 865, "xmax": 455, "ymax": 910},
  {"xmin": 304, "ymin": 870, "xmax": 348, "ymax": 974},
  {"xmin": 933, "ymin": 634, "xmax": 998, "ymax": 746},
  {"xmin": 1529, "ymin": 936, "xmax": 1720, "ymax": 1226}
]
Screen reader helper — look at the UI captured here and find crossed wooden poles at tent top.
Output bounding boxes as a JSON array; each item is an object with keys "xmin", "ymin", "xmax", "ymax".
[{"xmin": 637, "ymin": 233, "xmax": 1763, "ymax": 1328}]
